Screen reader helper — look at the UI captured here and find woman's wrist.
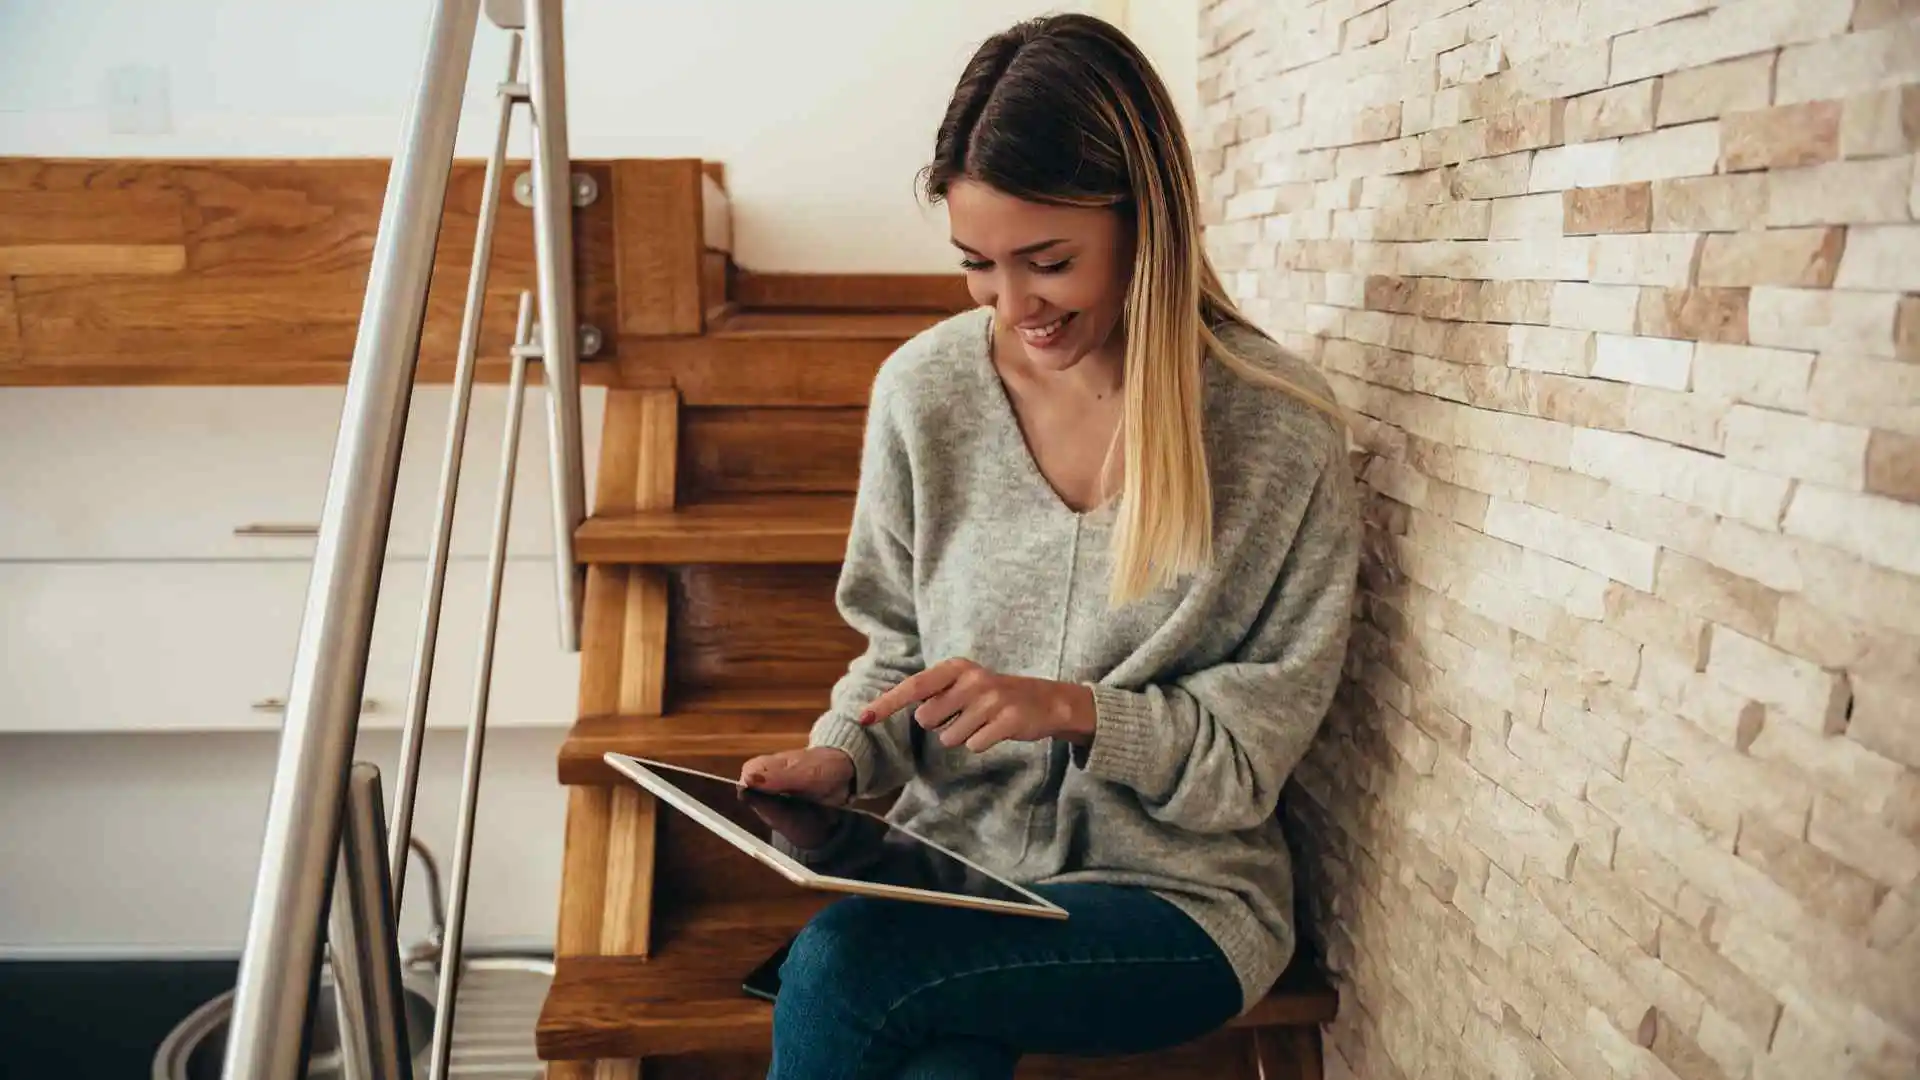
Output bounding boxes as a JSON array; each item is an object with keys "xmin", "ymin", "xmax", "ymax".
[{"xmin": 1053, "ymin": 682, "xmax": 1099, "ymax": 746}]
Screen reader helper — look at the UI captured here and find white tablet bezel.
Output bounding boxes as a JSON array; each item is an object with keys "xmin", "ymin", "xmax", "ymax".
[{"xmin": 602, "ymin": 753, "xmax": 1068, "ymax": 920}]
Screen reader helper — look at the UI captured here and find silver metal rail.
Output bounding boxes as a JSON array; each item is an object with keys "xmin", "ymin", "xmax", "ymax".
[
  {"xmin": 526, "ymin": 0, "xmax": 589, "ymax": 653},
  {"xmin": 388, "ymin": 30, "xmax": 525, "ymax": 920},
  {"xmin": 329, "ymin": 764, "xmax": 413, "ymax": 1080},
  {"xmin": 224, "ymin": 0, "xmax": 591, "ymax": 1074}
]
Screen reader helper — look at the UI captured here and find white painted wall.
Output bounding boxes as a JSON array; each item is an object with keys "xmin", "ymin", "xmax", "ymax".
[
  {"xmin": 0, "ymin": 0, "xmax": 1200, "ymax": 957},
  {"xmin": 0, "ymin": 1, "xmax": 1196, "ymax": 271}
]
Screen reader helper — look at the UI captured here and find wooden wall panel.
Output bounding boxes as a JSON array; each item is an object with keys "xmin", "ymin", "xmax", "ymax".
[
  {"xmin": 0, "ymin": 158, "xmax": 615, "ymax": 382},
  {"xmin": 0, "ymin": 190, "xmax": 187, "ymax": 274},
  {"xmin": 680, "ymin": 407, "xmax": 864, "ymax": 497},
  {"xmin": 665, "ymin": 565, "xmax": 861, "ymax": 708},
  {"xmin": 732, "ymin": 271, "xmax": 973, "ymax": 313}
]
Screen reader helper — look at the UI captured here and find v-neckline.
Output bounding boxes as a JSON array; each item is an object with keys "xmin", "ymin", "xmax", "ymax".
[{"xmin": 974, "ymin": 310, "xmax": 1121, "ymax": 522}]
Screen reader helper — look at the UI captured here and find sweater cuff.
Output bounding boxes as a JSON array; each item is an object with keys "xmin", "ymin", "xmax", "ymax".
[
  {"xmin": 809, "ymin": 714, "xmax": 878, "ymax": 798},
  {"xmin": 1082, "ymin": 684, "xmax": 1165, "ymax": 793}
]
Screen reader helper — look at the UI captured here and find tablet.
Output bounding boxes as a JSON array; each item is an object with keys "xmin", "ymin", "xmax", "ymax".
[{"xmin": 602, "ymin": 753, "xmax": 1067, "ymax": 920}]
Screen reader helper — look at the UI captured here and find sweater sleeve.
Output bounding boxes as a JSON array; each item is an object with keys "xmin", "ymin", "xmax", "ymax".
[
  {"xmin": 1080, "ymin": 454, "xmax": 1360, "ymax": 834},
  {"xmin": 807, "ymin": 376, "xmax": 922, "ymax": 798}
]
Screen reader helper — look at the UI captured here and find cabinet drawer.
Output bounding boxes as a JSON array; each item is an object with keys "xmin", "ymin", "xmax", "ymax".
[
  {"xmin": 0, "ymin": 385, "xmax": 604, "ymax": 561},
  {"xmin": 0, "ymin": 560, "xmax": 578, "ymax": 734}
]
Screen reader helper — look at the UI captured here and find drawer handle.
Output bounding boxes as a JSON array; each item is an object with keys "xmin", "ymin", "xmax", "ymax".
[
  {"xmin": 251, "ymin": 697, "xmax": 381, "ymax": 713},
  {"xmin": 234, "ymin": 523, "xmax": 320, "ymax": 538}
]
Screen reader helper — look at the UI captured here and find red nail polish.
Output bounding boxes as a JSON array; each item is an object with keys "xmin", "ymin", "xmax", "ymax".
[{"xmin": 858, "ymin": 710, "xmax": 875, "ymax": 725}]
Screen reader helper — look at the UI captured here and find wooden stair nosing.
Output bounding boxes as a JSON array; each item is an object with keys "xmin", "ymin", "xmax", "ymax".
[
  {"xmin": 574, "ymin": 493, "xmax": 853, "ymax": 565},
  {"xmin": 537, "ymin": 906, "xmax": 1338, "ymax": 1062},
  {"xmin": 560, "ymin": 710, "xmax": 817, "ymax": 786}
]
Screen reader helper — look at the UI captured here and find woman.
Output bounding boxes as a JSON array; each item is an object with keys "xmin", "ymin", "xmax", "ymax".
[{"xmin": 739, "ymin": 14, "xmax": 1359, "ymax": 1079}]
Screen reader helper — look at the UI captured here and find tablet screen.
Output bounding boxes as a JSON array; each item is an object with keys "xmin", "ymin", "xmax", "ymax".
[{"xmin": 627, "ymin": 758, "xmax": 1057, "ymax": 914}]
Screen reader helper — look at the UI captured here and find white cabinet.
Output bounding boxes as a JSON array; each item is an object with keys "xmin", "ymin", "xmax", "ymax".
[
  {"xmin": 0, "ymin": 383, "xmax": 601, "ymax": 734},
  {"xmin": 0, "ymin": 559, "xmax": 579, "ymax": 733},
  {"xmin": 0, "ymin": 385, "xmax": 606, "ymax": 561}
]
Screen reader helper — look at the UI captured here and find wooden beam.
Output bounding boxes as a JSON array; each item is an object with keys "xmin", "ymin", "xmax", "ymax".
[
  {"xmin": 0, "ymin": 278, "xmax": 19, "ymax": 365},
  {"xmin": 733, "ymin": 272, "xmax": 974, "ymax": 313},
  {"xmin": 613, "ymin": 160, "xmax": 706, "ymax": 337},
  {"xmin": 0, "ymin": 158, "xmax": 617, "ymax": 380}
]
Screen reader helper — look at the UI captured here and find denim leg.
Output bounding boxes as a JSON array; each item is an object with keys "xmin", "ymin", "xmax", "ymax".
[
  {"xmin": 767, "ymin": 883, "xmax": 1242, "ymax": 1080},
  {"xmin": 892, "ymin": 1039, "xmax": 1019, "ymax": 1080}
]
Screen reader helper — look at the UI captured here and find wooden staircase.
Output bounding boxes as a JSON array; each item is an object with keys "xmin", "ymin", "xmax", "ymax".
[{"xmin": 533, "ymin": 161, "xmax": 1335, "ymax": 1080}]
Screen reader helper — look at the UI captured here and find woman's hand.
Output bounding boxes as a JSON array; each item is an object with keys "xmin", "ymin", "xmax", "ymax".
[
  {"xmin": 740, "ymin": 746, "xmax": 856, "ymax": 804},
  {"xmin": 860, "ymin": 658, "xmax": 1097, "ymax": 753}
]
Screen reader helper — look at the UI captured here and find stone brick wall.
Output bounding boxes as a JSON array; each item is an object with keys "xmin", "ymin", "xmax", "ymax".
[{"xmin": 1194, "ymin": 3, "xmax": 1919, "ymax": 1077}]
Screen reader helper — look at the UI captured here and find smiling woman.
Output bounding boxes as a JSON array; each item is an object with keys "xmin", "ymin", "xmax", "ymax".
[{"xmin": 733, "ymin": 14, "xmax": 1361, "ymax": 1080}]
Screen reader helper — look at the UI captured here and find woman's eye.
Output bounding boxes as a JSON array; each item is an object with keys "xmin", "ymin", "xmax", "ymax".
[
  {"xmin": 959, "ymin": 258, "xmax": 992, "ymax": 272},
  {"xmin": 1032, "ymin": 259, "xmax": 1073, "ymax": 275}
]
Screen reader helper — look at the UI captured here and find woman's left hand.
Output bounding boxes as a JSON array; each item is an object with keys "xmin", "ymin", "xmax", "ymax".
[{"xmin": 859, "ymin": 658, "xmax": 1097, "ymax": 753}]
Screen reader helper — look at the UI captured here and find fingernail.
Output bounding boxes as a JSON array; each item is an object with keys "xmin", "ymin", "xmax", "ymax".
[{"xmin": 858, "ymin": 710, "xmax": 876, "ymax": 725}]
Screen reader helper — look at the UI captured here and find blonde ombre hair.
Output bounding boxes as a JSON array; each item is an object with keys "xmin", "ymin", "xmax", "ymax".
[{"xmin": 922, "ymin": 14, "xmax": 1342, "ymax": 605}]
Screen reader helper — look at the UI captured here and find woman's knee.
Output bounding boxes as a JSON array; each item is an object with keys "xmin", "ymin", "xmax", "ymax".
[{"xmin": 778, "ymin": 898, "xmax": 904, "ymax": 1016}]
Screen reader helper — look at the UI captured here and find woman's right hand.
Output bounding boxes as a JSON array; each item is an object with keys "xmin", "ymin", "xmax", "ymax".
[{"xmin": 739, "ymin": 746, "xmax": 856, "ymax": 804}]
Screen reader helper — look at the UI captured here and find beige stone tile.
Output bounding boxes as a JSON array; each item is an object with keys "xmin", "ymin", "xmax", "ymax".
[
  {"xmin": 1637, "ymin": 287, "xmax": 1751, "ymax": 345},
  {"xmin": 1617, "ymin": 121, "xmax": 1724, "ymax": 183},
  {"xmin": 1656, "ymin": 918, "xmax": 1784, "ymax": 1043},
  {"xmin": 1590, "ymin": 232, "xmax": 1704, "ymax": 286},
  {"xmin": 1841, "ymin": 86, "xmax": 1920, "ymax": 158},
  {"xmin": 1836, "ymin": 224, "xmax": 1920, "ymax": 292},
  {"xmin": 1865, "ymin": 430, "xmax": 1920, "ymax": 503},
  {"xmin": 1723, "ymin": 404, "xmax": 1870, "ymax": 488},
  {"xmin": 1848, "ymin": 674, "xmax": 1920, "ymax": 769},
  {"xmin": 1625, "ymin": 385, "xmax": 1726, "ymax": 452},
  {"xmin": 1594, "ymin": 333, "xmax": 1695, "ymax": 390},
  {"xmin": 1749, "ymin": 287, "xmax": 1902, "ymax": 356},
  {"xmin": 1768, "ymin": 158, "xmax": 1914, "ymax": 227},
  {"xmin": 1567, "ymin": 81, "xmax": 1660, "ymax": 144},
  {"xmin": 1650, "ymin": 174, "xmax": 1771, "ymax": 233},
  {"xmin": 1658, "ymin": 53, "xmax": 1775, "ymax": 127},
  {"xmin": 1655, "ymin": 550, "xmax": 1782, "ymax": 640},
  {"xmin": 1783, "ymin": 480, "xmax": 1920, "ymax": 576},
  {"xmin": 1776, "ymin": 20, "xmax": 1920, "ymax": 104},
  {"xmin": 1451, "ymin": 151, "xmax": 1536, "ymax": 199},
  {"xmin": 1691, "ymin": 342, "xmax": 1814, "ymax": 411},
  {"xmin": 1806, "ymin": 354, "xmax": 1920, "ymax": 436},
  {"xmin": 1722, "ymin": 102, "xmax": 1843, "ymax": 171},
  {"xmin": 1489, "ymin": 192, "xmax": 1568, "ymax": 239},
  {"xmin": 1698, "ymin": 228, "xmax": 1845, "ymax": 288},
  {"xmin": 1485, "ymin": 497, "xmax": 1662, "ymax": 589},
  {"xmin": 1529, "ymin": 141, "xmax": 1621, "ymax": 192},
  {"xmin": 1508, "ymin": 324, "xmax": 1597, "ymax": 375},
  {"xmin": 1552, "ymin": 282, "xmax": 1643, "ymax": 334},
  {"xmin": 1706, "ymin": 627, "xmax": 1853, "ymax": 734},
  {"xmin": 1734, "ymin": 820, "xmax": 1883, "ymax": 931},
  {"xmin": 1565, "ymin": 182, "xmax": 1653, "ymax": 234}
]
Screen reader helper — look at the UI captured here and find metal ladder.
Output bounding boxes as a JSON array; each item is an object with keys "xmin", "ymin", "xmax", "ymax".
[{"xmin": 221, "ymin": 1, "xmax": 589, "ymax": 1076}]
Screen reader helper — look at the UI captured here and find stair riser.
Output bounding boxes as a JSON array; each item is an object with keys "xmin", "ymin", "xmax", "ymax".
[
  {"xmin": 680, "ymin": 407, "xmax": 862, "ymax": 500},
  {"xmin": 666, "ymin": 565, "xmax": 860, "ymax": 709}
]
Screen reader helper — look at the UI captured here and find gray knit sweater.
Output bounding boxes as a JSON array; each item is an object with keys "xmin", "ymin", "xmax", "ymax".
[{"xmin": 809, "ymin": 307, "xmax": 1359, "ymax": 1012}]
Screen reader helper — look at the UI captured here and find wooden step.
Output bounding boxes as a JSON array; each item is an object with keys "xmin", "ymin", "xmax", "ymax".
[
  {"xmin": 575, "ymin": 493, "xmax": 852, "ymax": 565},
  {"xmin": 616, "ymin": 309, "xmax": 946, "ymax": 406},
  {"xmin": 733, "ymin": 272, "xmax": 974, "ymax": 313},
  {"xmin": 560, "ymin": 711, "xmax": 814, "ymax": 785},
  {"xmin": 536, "ymin": 897, "xmax": 1339, "ymax": 1062}
]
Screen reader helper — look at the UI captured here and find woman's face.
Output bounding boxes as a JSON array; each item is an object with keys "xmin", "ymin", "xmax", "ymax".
[{"xmin": 946, "ymin": 179, "xmax": 1133, "ymax": 374}]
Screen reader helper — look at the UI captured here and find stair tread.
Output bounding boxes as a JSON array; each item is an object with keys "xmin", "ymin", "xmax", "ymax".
[
  {"xmin": 560, "ymin": 710, "xmax": 815, "ymax": 785},
  {"xmin": 536, "ymin": 898, "xmax": 1338, "ymax": 1061},
  {"xmin": 575, "ymin": 493, "xmax": 852, "ymax": 565},
  {"xmin": 711, "ymin": 309, "xmax": 943, "ymax": 339}
]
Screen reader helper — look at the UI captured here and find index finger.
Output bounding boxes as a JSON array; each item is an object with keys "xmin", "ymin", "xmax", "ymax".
[{"xmin": 861, "ymin": 662, "xmax": 963, "ymax": 724}]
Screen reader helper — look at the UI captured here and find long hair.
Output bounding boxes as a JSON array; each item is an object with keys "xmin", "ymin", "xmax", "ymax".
[{"xmin": 921, "ymin": 14, "xmax": 1340, "ymax": 605}]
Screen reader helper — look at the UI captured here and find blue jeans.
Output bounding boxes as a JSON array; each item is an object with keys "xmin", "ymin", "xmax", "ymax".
[{"xmin": 769, "ymin": 883, "xmax": 1242, "ymax": 1080}]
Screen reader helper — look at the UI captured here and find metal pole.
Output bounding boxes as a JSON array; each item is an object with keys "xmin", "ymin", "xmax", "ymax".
[
  {"xmin": 222, "ymin": 2, "xmax": 480, "ymax": 1076},
  {"xmin": 525, "ymin": 0, "xmax": 588, "ymax": 653},
  {"xmin": 389, "ymin": 32, "xmax": 525, "ymax": 918},
  {"xmin": 329, "ymin": 764, "xmax": 414, "ymax": 1080},
  {"xmin": 427, "ymin": 292, "xmax": 535, "ymax": 1080}
]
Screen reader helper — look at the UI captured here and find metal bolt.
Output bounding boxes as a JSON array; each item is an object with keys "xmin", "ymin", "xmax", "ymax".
[
  {"xmin": 510, "ymin": 171, "xmax": 597, "ymax": 208},
  {"xmin": 578, "ymin": 323, "xmax": 603, "ymax": 357}
]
